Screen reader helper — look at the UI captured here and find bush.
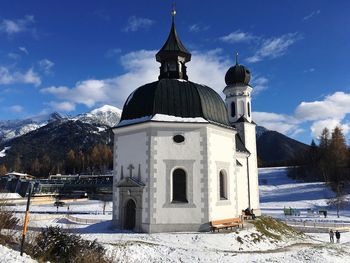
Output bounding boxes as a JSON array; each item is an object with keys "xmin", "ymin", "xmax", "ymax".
[
  {"xmin": 0, "ymin": 201, "xmax": 19, "ymax": 232},
  {"xmin": 33, "ymin": 226, "xmax": 110, "ymax": 263},
  {"xmin": 0, "ymin": 200, "xmax": 19, "ymax": 246}
]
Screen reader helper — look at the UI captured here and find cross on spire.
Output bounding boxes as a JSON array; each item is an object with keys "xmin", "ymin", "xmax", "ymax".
[
  {"xmin": 127, "ymin": 164, "xmax": 135, "ymax": 178},
  {"xmin": 155, "ymin": 3, "xmax": 191, "ymax": 80}
]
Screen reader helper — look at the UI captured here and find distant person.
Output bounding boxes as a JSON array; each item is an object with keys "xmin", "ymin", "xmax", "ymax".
[
  {"xmin": 251, "ymin": 209, "xmax": 256, "ymax": 220},
  {"xmin": 335, "ymin": 230, "xmax": 341, "ymax": 243},
  {"xmin": 329, "ymin": 229, "xmax": 334, "ymax": 243}
]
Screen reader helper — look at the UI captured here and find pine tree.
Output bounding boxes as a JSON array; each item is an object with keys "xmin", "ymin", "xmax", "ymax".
[
  {"xmin": 66, "ymin": 149, "xmax": 77, "ymax": 174},
  {"xmin": 13, "ymin": 155, "xmax": 22, "ymax": 172},
  {"xmin": 318, "ymin": 128, "xmax": 332, "ymax": 182},
  {"xmin": 30, "ymin": 158, "xmax": 41, "ymax": 176},
  {"xmin": 327, "ymin": 126, "xmax": 349, "ymax": 217}
]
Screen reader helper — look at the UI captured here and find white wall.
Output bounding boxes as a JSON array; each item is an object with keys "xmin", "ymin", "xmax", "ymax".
[
  {"xmin": 206, "ymin": 126, "xmax": 238, "ymax": 220},
  {"xmin": 113, "ymin": 129, "xmax": 149, "ymax": 223},
  {"xmin": 151, "ymin": 124, "xmax": 205, "ymax": 224}
]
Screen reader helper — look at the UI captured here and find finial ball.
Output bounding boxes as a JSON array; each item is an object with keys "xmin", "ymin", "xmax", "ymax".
[{"xmin": 171, "ymin": 9, "xmax": 176, "ymax": 17}]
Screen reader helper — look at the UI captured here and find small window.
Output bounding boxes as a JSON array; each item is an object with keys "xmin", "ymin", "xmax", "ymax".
[
  {"xmin": 231, "ymin": 102, "xmax": 235, "ymax": 117},
  {"xmin": 240, "ymin": 101, "xmax": 245, "ymax": 115},
  {"xmin": 219, "ymin": 170, "xmax": 227, "ymax": 200},
  {"xmin": 172, "ymin": 168, "xmax": 187, "ymax": 203},
  {"xmin": 173, "ymin": 135, "xmax": 185, "ymax": 143},
  {"xmin": 247, "ymin": 102, "xmax": 251, "ymax": 117}
]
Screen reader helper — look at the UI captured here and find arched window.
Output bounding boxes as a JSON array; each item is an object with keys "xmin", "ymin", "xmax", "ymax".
[
  {"xmin": 240, "ymin": 101, "xmax": 245, "ymax": 115},
  {"xmin": 231, "ymin": 101, "xmax": 236, "ymax": 117},
  {"xmin": 219, "ymin": 170, "xmax": 227, "ymax": 200},
  {"xmin": 247, "ymin": 102, "xmax": 251, "ymax": 117},
  {"xmin": 172, "ymin": 168, "xmax": 187, "ymax": 203}
]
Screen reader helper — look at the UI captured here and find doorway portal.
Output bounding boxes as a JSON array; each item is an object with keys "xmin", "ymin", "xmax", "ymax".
[{"xmin": 124, "ymin": 199, "xmax": 136, "ymax": 230}]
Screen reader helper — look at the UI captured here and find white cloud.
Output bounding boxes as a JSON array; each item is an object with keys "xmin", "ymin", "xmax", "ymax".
[
  {"xmin": 123, "ymin": 16, "xmax": 155, "ymax": 32},
  {"xmin": 0, "ymin": 66, "xmax": 41, "ymax": 86},
  {"xmin": 310, "ymin": 119, "xmax": 350, "ymax": 138},
  {"xmin": 255, "ymin": 91, "xmax": 350, "ymax": 139},
  {"xmin": 252, "ymin": 76, "xmax": 268, "ymax": 94},
  {"xmin": 19, "ymin": 46, "xmax": 28, "ymax": 55},
  {"xmin": 8, "ymin": 105, "xmax": 24, "ymax": 113},
  {"xmin": 295, "ymin": 92, "xmax": 350, "ymax": 121},
  {"xmin": 38, "ymin": 59, "xmax": 55, "ymax": 74},
  {"xmin": 253, "ymin": 111, "xmax": 300, "ymax": 135},
  {"xmin": 0, "ymin": 15, "xmax": 35, "ymax": 36},
  {"xmin": 304, "ymin": 68, "xmax": 315, "ymax": 73},
  {"xmin": 220, "ymin": 30, "xmax": 256, "ymax": 43},
  {"xmin": 41, "ymin": 49, "xmax": 231, "ymax": 109},
  {"xmin": 303, "ymin": 10, "xmax": 321, "ymax": 21},
  {"xmin": 8, "ymin": 53, "xmax": 21, "ymax": 60},
  {"xmin": 47, "ymin": 101, "xmax": 76, "ymax": 112},
  {"xmin": 188, "ymin": 24, "xmax": 209, "ymax": 33},
  {"xmin": 246, "ymin": 33, "xmax": 301, "ymax": 63}
]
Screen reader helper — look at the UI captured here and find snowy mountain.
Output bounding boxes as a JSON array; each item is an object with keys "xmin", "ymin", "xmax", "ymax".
[
  {"xmin": 0, "ymin": 105, "xmax": 122, "ymax": 144},
  {"xmin": 0, "ymin": 112, "xmax": 63, "ymax": 143},
  {"xmin": 75, "ymin": 105, "xmax": 122, "ymax": 128},
  {"xmin": 0, "ymin": 105, "xmax": 307, "ymax": 170}
]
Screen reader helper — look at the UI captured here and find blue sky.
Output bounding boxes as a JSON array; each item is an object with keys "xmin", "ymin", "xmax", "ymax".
[{"xmin": 1, "ymin": 0, "xmax": 350, "ymax": 144}]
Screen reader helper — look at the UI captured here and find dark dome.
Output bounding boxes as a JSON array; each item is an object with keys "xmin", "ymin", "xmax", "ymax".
[
  {"xmin": 225, "ymin": 64, "xmax": 251, "ymax": 86},
  {"xmin": 119, "ymin": 79, "xmax": 230, "ymax": 128}
]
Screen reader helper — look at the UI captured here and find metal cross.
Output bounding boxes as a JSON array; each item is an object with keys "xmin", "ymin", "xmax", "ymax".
[{"xmin": 127, "ymin": 164, "xmax": 135, "ymax": 178}]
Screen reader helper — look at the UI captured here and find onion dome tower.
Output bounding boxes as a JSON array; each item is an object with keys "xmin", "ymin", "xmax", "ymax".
[
  {"xmin": 223, "ymin": 53, "xmax": 259, "ymax": 212},
  {"xmin": 223, "ymin": 52, "xmax": 253, "ymax": 123}
]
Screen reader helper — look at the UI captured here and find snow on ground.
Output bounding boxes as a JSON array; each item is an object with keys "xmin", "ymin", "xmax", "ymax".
[
  {"xmin": 0, "ymin": 244, "xmax": 36, "ymax": 263},
  {"xmin": 259, "ymin": 167, "xmax": 350, "ymax": 222},
  {"xmin": 3, "ymin": 167, "xmax": 350, "ymax": 262}
]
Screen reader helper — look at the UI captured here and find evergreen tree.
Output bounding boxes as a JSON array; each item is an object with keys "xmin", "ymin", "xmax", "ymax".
[
  {"xmin": 13, "ymin": 155, "xmax": 22, "ymax": 172},
  {"xmin": 30, "ymin": 158, "xmax": 41, "ymax": 176},
  {"xmin": 318, "ymin": 128, "xmax": 332, "ymax": 182},
  {"xmin": 327, "ymin": 126, "xmax": 349, "ymax": 217},
  {"xmin": 66, "ymin": 149, "xmax": 77, "ymax": 174}
]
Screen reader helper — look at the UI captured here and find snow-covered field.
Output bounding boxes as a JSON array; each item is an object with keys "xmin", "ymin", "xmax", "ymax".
[
  {"xmin": 2, "ymin": 167, "xmax": 350, "ymax": 262},
  {"xmin": 0, "ymin": 245, "xmax": 35, "ymax": 263}
]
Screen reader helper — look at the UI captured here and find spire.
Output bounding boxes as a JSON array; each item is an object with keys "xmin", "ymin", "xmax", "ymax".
[
  {"xmin": 155, "ymin": 5, "xmax": 191, "ymax": 80},
  {"xmin": 235, "ymin": 51, "xmax": 239, "ymax": 65},
  {"xmin": 171, "ymin": 1, "xmax": 176, "ymax": 22}
]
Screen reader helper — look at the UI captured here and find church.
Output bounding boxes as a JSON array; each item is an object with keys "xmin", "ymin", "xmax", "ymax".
[{"xmin": 112, "ymin": 9, "xmax": 260, "ymax": 233}]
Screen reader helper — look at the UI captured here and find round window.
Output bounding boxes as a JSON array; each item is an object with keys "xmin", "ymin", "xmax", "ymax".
[{"xmin": 173, "ymin": 135, "xmax": 185, "ymax": 143}]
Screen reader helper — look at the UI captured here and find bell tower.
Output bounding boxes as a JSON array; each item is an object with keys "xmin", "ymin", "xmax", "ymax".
[
  {"xmin": 223, "ymin": 53, "xmax": 260, "ymax": 213},
  {"xmin": 223, "ymin": 52, "xmax": 252, "ymax": 123},
  {"xmin": 155, "ymin": 6, "xmax": 191, "ymax": 80}
]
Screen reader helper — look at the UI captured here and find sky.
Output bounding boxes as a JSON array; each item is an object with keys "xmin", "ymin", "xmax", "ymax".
[{"xmin": 0, "ymin": 0, "xmax": 350, "ymax": 144}]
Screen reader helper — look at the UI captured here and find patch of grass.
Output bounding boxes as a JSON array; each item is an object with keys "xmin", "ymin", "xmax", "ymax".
[{"xmin": 250, "ymin": 216, "xmax": 303, "ymax": 240}]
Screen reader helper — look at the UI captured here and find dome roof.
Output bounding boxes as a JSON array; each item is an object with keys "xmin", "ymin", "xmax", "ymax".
[
  {"xmin": 119, "ymin": 79, "xmax": 231, "ymax": 128},
  {"xmin": 225, "ymin": 64, "xmax": 251, "ymax": 86}
]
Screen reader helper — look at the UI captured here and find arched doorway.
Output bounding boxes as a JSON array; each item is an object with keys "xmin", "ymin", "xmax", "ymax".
[{"xmin": 124, "ymin": 199, "xmax": 136, "ymax": 230}]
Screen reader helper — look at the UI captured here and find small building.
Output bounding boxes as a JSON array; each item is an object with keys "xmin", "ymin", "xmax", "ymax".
[{"xmin": 112, "ymin": 10, "xmax": 259, "ymax": 233}]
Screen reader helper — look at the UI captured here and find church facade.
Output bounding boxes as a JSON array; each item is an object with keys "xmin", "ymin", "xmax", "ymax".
[{"xmin": 112, "ymin": 12, "xmax": 260, "ymax": 233}]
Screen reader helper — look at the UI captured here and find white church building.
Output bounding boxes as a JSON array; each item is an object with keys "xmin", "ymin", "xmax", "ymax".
[{"xmin": 112, "ymin": 11, "xmax": 260, "ymax": 233}]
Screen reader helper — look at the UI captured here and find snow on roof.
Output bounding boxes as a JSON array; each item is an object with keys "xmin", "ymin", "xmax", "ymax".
[
  {"xmin": 117, "ymin": 114, "xmax": 208, "ymax": 127},
  {"xmin": 152, "ymin": 114, "xmax": 208, "ymax": 123}
]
